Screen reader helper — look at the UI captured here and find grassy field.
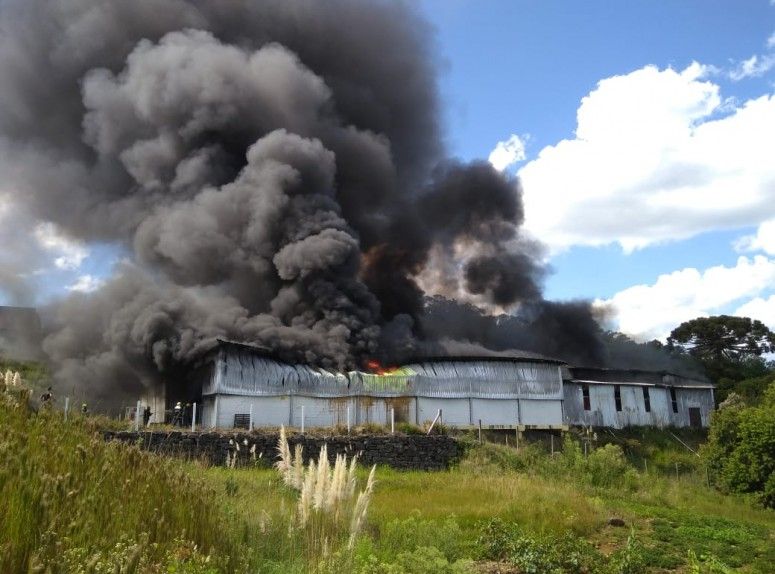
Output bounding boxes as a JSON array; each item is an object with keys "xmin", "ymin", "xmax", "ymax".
[{"xmin": 1, "ymin": 384, "xmax": 773, "ymax": 573}]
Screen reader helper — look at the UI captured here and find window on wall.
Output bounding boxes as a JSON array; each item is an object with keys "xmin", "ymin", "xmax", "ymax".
[
  {"xmin": 670, "ymin": 388, "xmax": 678, "ymax": 413},
  {"xmin": 642, "ymin": 387, "xmax": 651, "ymax": 413},
  {"xmin": 582, "ymin": 385, "xmax": 591, "ymax": 411},
  {"xmin": 614, "ymin": 385, "xmax": 622, "ymax": 411}
]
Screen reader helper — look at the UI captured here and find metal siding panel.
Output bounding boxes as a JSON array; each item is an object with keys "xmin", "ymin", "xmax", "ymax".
[
  {"xmin": 251, "ymin": 396, "xmax": 291, "ymax": 427},
  {"xmin": 674, "ymin": 388, "xmax": 714, "ymax": 427},
  {"xmin": 200, "ymin": 397, "xmax": 215, "ymax": 429},
  {"xmin": 417, "ymin": 397, "xmax": 470, "ymax": 426},
  {"xmin": 620, "ymin": 385, "xmax": 649, "ymax": 426},
  {"xmin": 471, "ymin": 398, "xmax": 519, "ymax": 427},
  {"xmin": 520, "ymin": 400, "xmax": 563, "ymax": 426},
  {"xmin": 216, "ymin": 396, "xmax": 239, "ymax": 428},
  {"xmin": 649, "ymin": 388, "xmax": 671, "ymax": 428},
  {"xmin": 563, "ymin": 382, "xmax": 586, "ymax": 426},
  {"xmin": 355, "ymin": 397, "xmax": 415, "ymax": 425}
]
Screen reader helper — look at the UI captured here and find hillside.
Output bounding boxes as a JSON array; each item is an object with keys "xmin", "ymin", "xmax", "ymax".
[{"xmin": 1, "ymin": 387, "xmax": 773, "ymax": 573}]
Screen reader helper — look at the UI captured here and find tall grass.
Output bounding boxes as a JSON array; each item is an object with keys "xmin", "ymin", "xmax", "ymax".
[{"xmin": 0, "ymin": 387, "xmax": 236, "ymax": 572}]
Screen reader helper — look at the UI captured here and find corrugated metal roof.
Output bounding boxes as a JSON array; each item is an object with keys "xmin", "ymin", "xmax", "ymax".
[
  {"xmin": 568, "ymin": 366, "xmax": 713, "ymax": 388},
  {"xmin": 208, "ymin": 341, "xmax": 563, "ymax": 399}
]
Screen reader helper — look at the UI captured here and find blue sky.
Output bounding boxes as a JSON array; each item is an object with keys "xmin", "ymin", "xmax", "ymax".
[
  {"xmin": 417, "ymin": 0, "xmax": 775, "ymax": 339},
  {"xmin": 2, "ymin": 0, "xmax": 774, "ymax": 342}
]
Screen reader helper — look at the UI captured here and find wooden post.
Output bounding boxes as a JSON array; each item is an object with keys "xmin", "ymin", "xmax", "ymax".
[
  {"xmin": 301, "ymin": 405, "xmax": 305, "ymax": 433},
  {"xmin": 191, "ymin": 402, "xmax": 196, "ymax": 431},
  {"xmin": 478, "ymin": 419, "xmax": 482, "ymax": 444},
  {"xmin": 64, "ymin": 397, "xmax": 70, "ymax": 422},
  {"xmin": 551, "ymin": 433, "xmax": 554, "ymax": 456},
  {"xmin": 347, "ymin": 405, "xmax": 351, "ymax": 434},
  {"xmin": 391, "ymin": 407, "xmax": 395, "ymax": 434},
  {"xmin": 134, "ymin": 400, "xmax": 141, "ymax": 432},
  {"xmin": 248, "ymin": 403, "xmax": 252, "ymax": 432}
]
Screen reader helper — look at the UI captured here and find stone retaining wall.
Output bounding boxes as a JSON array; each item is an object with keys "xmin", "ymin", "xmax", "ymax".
[{"xmin": 102, "ymin": 430, "xmax": 462, "ymax": 470}]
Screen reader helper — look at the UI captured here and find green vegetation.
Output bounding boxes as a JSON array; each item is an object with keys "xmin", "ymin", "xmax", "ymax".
[
  {"xmin": 2, "ymin": 378, "xmax": 774, "ymax": 573},
  {"xmin": 667, "ymin": 315, "xmax": 775, "ymax": 403},
  {"xmin": 0, "ymin": 386, "xmax": 239, "ymax": 573},
  {"xmin": 702, "ymin": 382, "xmax": 775, "ymax": 508}
]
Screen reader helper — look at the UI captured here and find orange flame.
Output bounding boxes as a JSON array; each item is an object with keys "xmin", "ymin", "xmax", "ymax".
[{"xmin": 364, "ymin": 359, "xmax": 397, "ymax": 375}]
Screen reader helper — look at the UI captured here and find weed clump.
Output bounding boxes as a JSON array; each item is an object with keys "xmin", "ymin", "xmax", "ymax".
[
  {"xmin": 274, "ymin": 426, "xmax": 377, "ymax": 563},
  {"xmin": 477, "ymin": 518, "xmax": 646, "ymax": 574}
]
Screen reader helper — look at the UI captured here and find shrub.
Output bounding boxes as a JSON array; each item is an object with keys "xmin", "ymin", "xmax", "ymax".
[
  {"xmin": 585, "ymin": 444, "xmax": 638, "ymax": 489},
  {"xmin": 378, "ymin": 513, "xmax": 465, "ymax": 562},
  {"xmin": 476, "ymin": 519, "xmax": 645, "ymax": 574},
  {"xmin": 703, "ymin": 382, "xmax": 775, "ymax": 507},
  {"xmin": 395, "ymin": 422, "xmax": 423, "ymax": 435}
]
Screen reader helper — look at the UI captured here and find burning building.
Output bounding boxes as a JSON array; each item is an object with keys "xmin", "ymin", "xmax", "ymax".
[
  {"xmin": 0, "ymin": 1, "xmax": 717, "ymax": 424},
  {"xmin": 150, "ymin": 340, "xmax": 713, "ymax": 430}
]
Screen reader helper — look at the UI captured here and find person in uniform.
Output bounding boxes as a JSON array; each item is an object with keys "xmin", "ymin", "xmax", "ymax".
[
  {"xmin": 39, "ymin": 386, "xmax": 54, "ymax": 409},
  {"xmin": 173, "ymin": 401, "xmax": 182, "ymax": 426}
]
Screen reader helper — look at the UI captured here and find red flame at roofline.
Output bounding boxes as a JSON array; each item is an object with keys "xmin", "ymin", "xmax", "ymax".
[{"xmin": 364, "ymin": 359, "xmax": 397, "ymax": 375}]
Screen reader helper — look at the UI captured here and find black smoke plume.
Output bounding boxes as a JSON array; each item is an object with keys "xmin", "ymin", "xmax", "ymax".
[{"xmin": 0, "ymin": 0, "xmax": 675, "ymax": 404}]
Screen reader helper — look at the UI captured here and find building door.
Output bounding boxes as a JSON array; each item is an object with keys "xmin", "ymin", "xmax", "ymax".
[{"xmin": 688, "ymin": 407, "xmax": 702, "ymax": 428}]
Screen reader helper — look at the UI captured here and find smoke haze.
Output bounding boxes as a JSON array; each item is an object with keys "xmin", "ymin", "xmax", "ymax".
[{"xmin": 0, "ymin": 0, "xmax": 686, "ymax": 403}]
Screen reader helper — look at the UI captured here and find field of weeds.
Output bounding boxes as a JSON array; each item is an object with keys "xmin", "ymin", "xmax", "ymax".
[{"xmin": 1, "ymin": 381, "xmax": 773, "ymax": 573}]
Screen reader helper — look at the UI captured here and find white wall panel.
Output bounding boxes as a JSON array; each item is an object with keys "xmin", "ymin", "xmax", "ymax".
[
  {"xmin": 417, "ymin": 397, "xmax": 470, "ymax": 426},
  {"xmin": 471, "ymin": 398, "xmax": 519, "ymax": 427},
  {"xmin": 519, "ymin": 400, "xmax": 563, "ymax": 426}
]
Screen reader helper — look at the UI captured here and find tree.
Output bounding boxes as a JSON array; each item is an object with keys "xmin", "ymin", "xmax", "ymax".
[
  {"xmin": 702, "ymin": 382, "xmax": 775, "ymax": 508},
  {"xmin": 667, "ymin": 315, "xmax": 775, "ymax": 363},
  {"xmin": 667, "ymin": 316, "xmax": 775, "ymax": 402}
]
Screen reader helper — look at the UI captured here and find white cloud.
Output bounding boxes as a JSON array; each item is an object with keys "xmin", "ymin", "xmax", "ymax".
[
  {"xmin": 488, "ymin": 133, "xmax": 528, "ymax": 171},
  {"xmin": 734, "ymin": 218, "xmax": 775, "ymax": 255},
  {"xmin": 729, "ymin": 54, "xmax": 775, "ymax": 81},
  {"xmin": 735, "ymin": 295, "xmax": 775, "ymax": 329},
  {"xmin": 34, "ymin": 222, "xmax": 88, "ymax": 270},
  {"xmin": 767, "ymin": 31, "xmax": 775, "ymax": 49},
  {"xmin": 598, "ymin": 255, "xmax": 775, "ymax": 341},
  {"xmin": 67, "ymin": 274, "xmax": 104, "ymax": 293},
  {"xmin": 517, "ymin": 63, "xmax": 775, "ymax": 253}
]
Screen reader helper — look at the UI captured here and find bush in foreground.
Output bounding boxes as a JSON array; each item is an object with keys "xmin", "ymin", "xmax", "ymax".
[{"xmin": 703, "ymin": 382, "xmax": 775, "ymax": 508}]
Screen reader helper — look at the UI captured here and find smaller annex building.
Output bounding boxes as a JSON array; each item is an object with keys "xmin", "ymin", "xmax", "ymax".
[
  {"xmin": 191, "ymin": 340, "xmax": 567, "ymax": 430},
  {"xmin": 562, "ymin": 367, "xmax": 715, "ymax": 429}
]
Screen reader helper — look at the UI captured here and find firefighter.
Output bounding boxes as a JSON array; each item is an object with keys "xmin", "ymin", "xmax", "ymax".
[
  {"xmin": 143, "ymin": 405, "xmax": 152, "ymax": 427},
  {"xmin": 39, "ymin": 386, "xmax": 54, "ymax": 409},
  {"xmin": 81, "ymin": 403, "xmax": 88, "ymax": 415},
  {"xmin": 173, "ymin": 401, "xmax": 183, "ymax": 426}
]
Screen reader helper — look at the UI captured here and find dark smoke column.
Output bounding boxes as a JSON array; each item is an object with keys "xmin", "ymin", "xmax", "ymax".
[{"xmin": 0, "ymin": 0, "xmax": 605, "ymax": 404}]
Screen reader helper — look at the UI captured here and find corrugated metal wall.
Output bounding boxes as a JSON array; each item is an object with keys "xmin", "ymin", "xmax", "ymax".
[
  {"xmin": 200, "ymin": 346, "xmax": 565, "ymax": 429},
  {"xmin": 563, "ymin": 382, "xmax": 714, "ymax": 428},
  {"xmin": 196, "ymin": 345, "xmax": 714, "ymax": 430}
]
